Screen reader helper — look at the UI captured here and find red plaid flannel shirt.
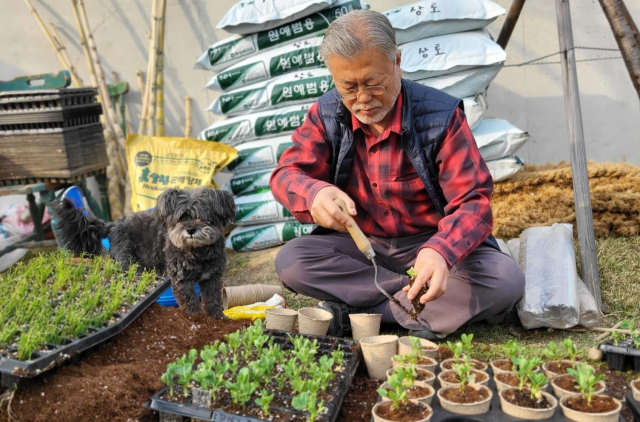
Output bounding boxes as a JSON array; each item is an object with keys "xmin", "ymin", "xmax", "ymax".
[{"xmin": 270, "ymin": 92, "xmax": 494, "ymax": 267}]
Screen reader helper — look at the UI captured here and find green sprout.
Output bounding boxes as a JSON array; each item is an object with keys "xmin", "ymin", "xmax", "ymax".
[
  {"xmin": 331, "ymin": 346, "xmax": 345, "ymax": 371},
  {"xmin": 513, "ymin": 357, "xmax": 542, "ymax": 390},
  {"xmin": 543, "ymin": 341, "xmax": 563, "ymax": 361},
  {"xmin": 502, "ymin": 339, "xmax": 524, "ymax": 369},
  {"xmin": 446, "ymin": 341, "xmax": 464, "ymax": 361},
  {"xmin": 377, "ymin": 373, "xmax": 407, "ymax": 411},
  {"xmin": 567, "ymin": 363, "xmax": 605, "ymax": 406},
  {"xmin": 611, "ymin": 331, "xmax": 621, "ymax": 346},
  {"xmin": 528, "ymin": 372, "xmax": 548, "ymax": 401},
  {"xmin": 409, "ymin": 336, "xmax": 422, "ymax": 356},
  {"xmin": 292, "ymin": 391, "xmax": 326, "ymax": 422},
  {"xmin": 561, "ymin": 338, "xmax": 578, "ymax": 363},
  {"xmin": 254, "ymin": 389, "xmax": 274, "ymax": 416},
  {"xmin": 407, "ymin": 267, "xmax": 417, "ymax": 278},
  {"xmin": 228, "ymin": 367, "xmax": 258, "ymax": 408},
  {"xmin": 461, "ymin": 334, "xmax": 473, "ymax": 357},
  {"xmin": 452, "ymin": 355, "xmax": 475, "ymax": 393}
]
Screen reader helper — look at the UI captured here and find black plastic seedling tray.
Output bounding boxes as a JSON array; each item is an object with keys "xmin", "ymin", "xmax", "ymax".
[
  {"xmin": 373, "ymin": 367, "xmax": 627, "ymax": 422},
  {"xmin": 144, "ymin": 330, "xmax": 361, "ymax": 422},
  {"xmin": 627, "ymin": 390, "xmax": 640, "ymax": 422},
  {"xmin": 0, "ymin": 277, "xmax": 170, "ymax": 389},
  {"xmin": 600, "ymin": 340, "xmax": 640, "ymax": 373}
]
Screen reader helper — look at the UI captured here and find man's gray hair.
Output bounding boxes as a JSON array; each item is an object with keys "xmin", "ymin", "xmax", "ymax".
[{"xmin": 320, "ymin": 9, "xmax": 397, "ymax": 65}]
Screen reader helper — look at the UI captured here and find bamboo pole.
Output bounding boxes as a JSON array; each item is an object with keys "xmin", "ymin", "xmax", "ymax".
[
  {"xmin": 184, "ymin": 96, "xmax": 192, "ymax": 138},
  {"xmin": 155, "ymin": 0, "xmax": 167, "ymax": 137},
  {"xmin": 139, "ymin": 0, "xmax": 160, "ymax": 135},
  {"xmin": 135, "ymin": 69, "xmax": 145, "ymax": 95},
  {"xmin": 619, "ymin": 0, "xmax": 640, "ymax": 48},
  {"xmin": 22, "ymin": 0, "xmax": 83, "ymax": 87},
  {"xmin": 555, "ymin": 0, "xmax": 602, "ymax": 310},
  {"xmin": 598, "ymin": 0, "xmax": 640, "ymax": 102},
  {"xmin": 595, "ymin": 321, "xmax": 622, "ymax": 341},
  {"xmin": 49, "ymin": 23, "xmax": 85, "ymax": 87},
  {"xmin": 497, "ymin": 0, "xmax": 527, "ymax": 50}
]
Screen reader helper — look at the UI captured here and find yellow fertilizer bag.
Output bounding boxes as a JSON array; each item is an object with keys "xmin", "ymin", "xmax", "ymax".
[{"xmin": 126, "ymin": 134, "xmax": 237, "ymax": 212}]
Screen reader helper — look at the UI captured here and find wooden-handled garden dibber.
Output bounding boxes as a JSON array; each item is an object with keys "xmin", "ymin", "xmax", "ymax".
[{"xmin": 334, "ymin": 199, "xmax": 413, "ymax": 317}]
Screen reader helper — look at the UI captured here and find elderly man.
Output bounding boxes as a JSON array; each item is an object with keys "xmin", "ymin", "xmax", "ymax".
[{"xmin": 269, "ymin": 10, "xmax": 525, "ymax": 340}]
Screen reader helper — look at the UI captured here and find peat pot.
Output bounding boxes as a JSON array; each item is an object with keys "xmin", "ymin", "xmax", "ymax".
[{"xmin": 499, "ymin": 387, "xmax": 558, "ymax": 420}]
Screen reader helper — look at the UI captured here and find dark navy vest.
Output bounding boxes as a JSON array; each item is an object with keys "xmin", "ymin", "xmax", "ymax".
[{"xmin": 314, "ymin": 79, "xmax": 499, "ymax": 251}]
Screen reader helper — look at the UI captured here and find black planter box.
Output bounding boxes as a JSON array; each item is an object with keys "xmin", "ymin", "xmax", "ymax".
[
  {"xmin": 144, "ymin": 331, "xmax": 361, "ymax": 422},
  {"xmin": 600, "ymin": 339, "xmax": 640, "ymax": 373},
  {"xmin": 0, "ymin": 277, "xmax": 170, "ymax": 389}
]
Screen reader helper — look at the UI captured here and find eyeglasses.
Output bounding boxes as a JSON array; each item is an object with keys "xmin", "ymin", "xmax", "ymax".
[{"xmin": 338, "ymin": 59, "xmax": 397, "ymax": 101}]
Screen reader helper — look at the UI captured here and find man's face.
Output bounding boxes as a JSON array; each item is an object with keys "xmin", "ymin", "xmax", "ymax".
[{"xmin": 327, "ymin": 48, "xmax": 402, "ymax": 125}]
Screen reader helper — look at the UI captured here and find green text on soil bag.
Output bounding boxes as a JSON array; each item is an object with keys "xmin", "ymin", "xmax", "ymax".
[
  {"xmin": 276, "ymin": 141, "xmax": 294, "ymax": 160},
  {"xmin": 235, "ymin": 200, "xmax": 277, "ymax": 222},
  {"xmin": 255, "ymin": 110, "xmax": 307, "ymax": 137},
  {"xmin": 220, "ymin": 88, "xmax": 267, "ymax": 114},
  {"xmin": 271, "ymin": 75, "xmax": 334, "ymax": 104},
  {"xmin": 230, "ymin": 225, "xmax": 278, "ymax": 250},
  {"xmin": 208, "ymin": 37, "xmax": 257, "ymax": 67},
  {"xmin": 217, "ymin": 62, "xmax": 267, "ymax": 90},
  {"xmin": 203, "ymin": 120, "xmax": 248, "ymax": 143},
  {"xmin": 269, "ymin": 46, "xmax": 323, "ymax": 77},
  {"xmin": 230, "ymin": 170, "xmax": 271, "ymax": 195},
  {"xmin": 282, "ymin": 221, "xmax": 315, "ymax": 241},
  {"xmin": 227, "ymin": 146, "xmax": 268, "ymax": 171}
]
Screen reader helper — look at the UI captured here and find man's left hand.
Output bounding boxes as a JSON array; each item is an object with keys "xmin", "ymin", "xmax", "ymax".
[{"xmin": 403, "ymin": 248, "xmax": 450, "ymax": 304}]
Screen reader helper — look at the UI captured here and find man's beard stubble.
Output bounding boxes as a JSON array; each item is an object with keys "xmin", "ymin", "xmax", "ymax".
[{"xmin": 352, "ymin": 76, "xmax": 402, "ymax": 125}]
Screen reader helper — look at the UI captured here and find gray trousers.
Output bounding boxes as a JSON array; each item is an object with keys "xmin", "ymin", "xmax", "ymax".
[{"xmin": 274, "ymin": 231, "xmax": 526, "ymax": 334}]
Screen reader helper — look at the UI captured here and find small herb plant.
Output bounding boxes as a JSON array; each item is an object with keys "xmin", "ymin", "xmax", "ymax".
[
  {"xmin": 502, "ymin": 339, "xmax": 524, "ymax": 369},
  {"xmin": 543, "ymin": 341, "xmax": 563, "ymax": 361},
  {"xmin": 567, "ymin": 363, "xmax": 605, "ymax": 406},
  {"xmin": 611, "ymin": 330, "xmax": 621, "ymax": 346},
  {"xmin": 254, "ymin": 389, "xmax": 274, "ymax": 416},
  {"xmin": 451, "ymin": 356, "xmax": 475, "ymax": 393},
  {"xmin": 407, "ymin": 267, "xmax": 417, "ymax": 278},
  {"xmin": 377, "ymin": 372, "xmax": 408, "ymax": 411},
  {"xmin": 461, "ymin": 333, "xmax": 474, "ymax": 357},
  {"xmin": 292, "ymin": 391, "xmax": 326, "ymax": 422},
  {"xmin": 512, "ymin": 357, "xmax": 543, "ymax": 390},
  {"xmin": 527, "ymin": 372, "xmax": 548, "ymax": 400},
  {"xmin": 561, "ymin": 338, "xmax": 578, "ymax": 363},
  {"xmin": 446, "ymin": 341, "xmax": 464, "ymax": 361}
]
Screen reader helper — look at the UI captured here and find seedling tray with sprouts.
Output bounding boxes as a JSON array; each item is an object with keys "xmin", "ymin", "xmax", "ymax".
[
  {"xmin": 0, "ymin": 252, "xmax": 168, "ymax": 388},
  {"xmin": 599, "ymin": 340, "xmax": 640, "ymax": 373},
  {"xmin": 144, "ymin": 326, "xmax": 360, "ymax": 422}
]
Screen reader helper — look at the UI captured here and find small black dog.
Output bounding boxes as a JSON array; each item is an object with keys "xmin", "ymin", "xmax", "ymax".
[{"xmin": 56, "ymin": 187, "xmax": 235, "ymax": 318}]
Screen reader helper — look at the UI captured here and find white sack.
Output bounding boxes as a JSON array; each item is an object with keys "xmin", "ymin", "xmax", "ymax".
[
  {"xmin": 385, "ymin": 0, "xmax": 505, "ymax": 45},
  {"xmin": 217, "ymin": 0, "xmax": 333, "ymax": 35},
  {"xmin": 416, "ymin": 64, "xmax": 503, "ymax": 98},
  {"xmin": 196, "ymin": 0, "xmax": 369, "ymax": 72},
  {"xmin": 496, "ymin": 238, "xmax": 512, "ymax": 257},
  {"xmin": 225, "ymin": 136, "xmax": 293, "ymax": 174},
  {"xmin": 234, "ymin": 190, "xmax": 295, "ymax": 225},
  {"xmin": 206, "ymin": 36, "xmax": 324, "ymax": 92},
  {"xmin": 208, "ymin": 69, "xmax": 333, "ymax": 116},
  {"xmin": 462, "ymin": 94, "xmax": 487, "ymax": 130},
  {"xmin": 517, "ymin": 224, "xmax": 581, "ymax": 329},
  {"xmin": 226, "ymin": 221, "xmax": 316, "ymax": 251},
  {"xmin": 485, "ymin": 156, "xmax": 524, "ymax": 182},
  {"xmin": 401, "ymin": 30, "xmax": 506, "ymax": 80},
  {"xmin": 223, "ymin": 168, "xmax": 275, "ymax": 196},
  {"xmin": 473, "ymin": 119, "xmax": 529, "ymax": 161},
  {"xmin": 199, "ymin": 104, "xmax": 310, "ymax": 146}
]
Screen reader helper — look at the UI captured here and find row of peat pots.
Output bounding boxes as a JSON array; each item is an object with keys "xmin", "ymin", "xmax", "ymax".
[{"xmin": 359, "ymin": 334, "xmax": 640, "ymax": 422}]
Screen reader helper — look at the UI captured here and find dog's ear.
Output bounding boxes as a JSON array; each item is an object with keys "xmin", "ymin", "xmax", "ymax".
[
  {"xmin": 156, "ymin": 189, "xmax": 183, "ymax": 222},
  {"xmin": 192, "ymin": 188, "xmax": 236, "ymax": 225}
]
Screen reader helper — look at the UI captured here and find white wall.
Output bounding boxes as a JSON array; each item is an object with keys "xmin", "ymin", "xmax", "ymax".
[{"xmin": 0, "ymin": 0, "xmax": 639, "ymax": 210}]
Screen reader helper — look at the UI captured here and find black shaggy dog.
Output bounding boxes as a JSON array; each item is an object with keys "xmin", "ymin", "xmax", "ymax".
[{"xmin": 56, "ymin": 187, "xmax": 235, "ymax": 318}]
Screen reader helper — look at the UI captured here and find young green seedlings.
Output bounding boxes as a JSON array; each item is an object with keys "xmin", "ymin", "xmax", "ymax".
[
  {"xmin": 452, "ymin": 355, "xmax": 475, "ymax": 393},
  {"xmin": 446, "ymin": 341, "xmax": 464, "ymax": 361},
  {"xmin": 527, "ymin": 372, "xmax": 549, "ymax": 401},
  {"xmin": 502, "ymin": 339, "xmax": 524, "ymax": 370},
  {"xmin": 407, "ymin": 267, "xmax": 417, "ymax": 278},
  {"xmin": 561, "ymin": 338, "xmax": 578, "ymax": 363},
  {"xmin": 254, "ymin": 389, "xmax": 274, "ymax": 416},
  {"xmin": 543, "ymin": 341, "xmax": 563, "ymax": 361},
  {"xmin": 567, "ymin": 363, "xmax": 605, "ymax": 406},
  {"xmin": 611, "ymin": 330, "xmax": 621, "ymax": 346},
  {"xmin": 292, "ymin": 391, "xmax": 326, "ymax": 422},
  {"xmin": 228, "ymin": 367, "xmax": 258, "ymax": 408},
  {"xmin": 513, "ymin": 357, "xmax": 543, "ymax": 390},
  {"xmin": 460, "ymin": 333, "xmax": 474, "ymax": 357},
  {"xmin": 377, "ymin": 373, "xmax": 408, "ymax": 411}
]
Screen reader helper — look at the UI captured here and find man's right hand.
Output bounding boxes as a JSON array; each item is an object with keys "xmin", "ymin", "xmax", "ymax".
[{"xmin": 310, "ymin": 186, "xmax": 357, "ymax": 232}]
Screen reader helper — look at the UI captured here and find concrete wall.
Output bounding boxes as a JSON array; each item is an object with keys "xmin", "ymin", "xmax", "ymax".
[{"xmin": 0, "ymin": 0, "xmax": 639, "ymax": 210}]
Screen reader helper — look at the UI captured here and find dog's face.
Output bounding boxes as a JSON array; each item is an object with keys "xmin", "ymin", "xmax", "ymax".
[{"xmin": 156, "ymin": 188, "xmax": 235, "ymax": 249}]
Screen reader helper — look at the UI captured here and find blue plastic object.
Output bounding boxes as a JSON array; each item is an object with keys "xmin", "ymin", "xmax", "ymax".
[
  {"xmin": 61, "ymin": 186, "xmax": 88, "ymax": 216},
  {"xmin": 156, "ymin": 283, "xmax": 201, "ymax": 307}
]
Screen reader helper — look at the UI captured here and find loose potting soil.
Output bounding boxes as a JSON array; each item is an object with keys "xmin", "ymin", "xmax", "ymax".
[
  {"xmin": 502, "ymin": 388, "xmax": 553, "ymax": 409},
  {"xmin": 375, "ymin": 400, "xmax": 432, "ymax": 422},
  {"xmin": 407, "ymin": 276, "xmax": 428, "ymax": 320},
  {"xmin": 440, "ymin": 384, "xmax": 490, "ymax": 403},
  {"xmin": 554, "ymin": 374, "xmax": 605, "ymax": 393},
  {"xmin": 546, "ymin": 360, "xmax": 576, "ymax": 375},
  {"xmin": 564, "ymin": 395, "xmax": 619, "ymax": 413},
  {"xmin": 0, "ymin": 305, "xmax": 380, "ymax": 422},
  {"xmin": 492, "ymin": 161, "xmax": 640, "ymax": 238},
  {"xmin": 495, "ymin": 372, "xmax": 520, "ymax": 387},
  {"xmin": 441, "ymin": 369, "xmax": 488, "ymax": 384}
]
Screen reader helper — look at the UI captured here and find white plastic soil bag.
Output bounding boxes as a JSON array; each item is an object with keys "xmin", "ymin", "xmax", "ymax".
[
  {"xmin": 234, "ymin": 190, "xmax": 295, "ymax": 225},
  {"xmin": 196, "ymin": 0, "xmax": 369, "ymax": 72},
  {"xmin": 485, "ymin": 156, "xmax": 524, "ymax": 182},
  {"xmin": 462, "ymin": 94, "xmax": 487, "ymax": 130},
  {"xmin": 473, "ymin": 119, "xmax": 529, "ymax": 161},
  {"xmin": 199, "ymin": 104, "xmax": 311, "ymax": 146},
  {"xmin": 223, "ymin": 168, "xmax": 275, "ymax": 196},
  {"xmin": 208, "ymin": 69, "xmax": 333, "ymax": 116},
  {"xmin": 226, "ymin": 221, "xmax": 316, "ymax": 251},
  {"xmin": 416, "ymin": 64, "xmax": 503, "ymax": 98},
  {"xmin": 226, "ymin": 136, "xmax": 294, "ymax": 174},
  {"xmin": 385, "ymin": 0, "xmax": 505, "ymax": 45},
  {"xmin": 217, "ymin": 0, "xmax": 333, "ymax": 35},
  {"xmin": 576, "ymin": 278, "xmax": 599, "ymax": 328},
  {"xmin": 400, "ymin": 30, "xmax": 506, "ymax": 80},
  {"xmin": 517, "ymin": 223, "xmax": 581, "ymax": 329},
  {"xmin": 206, "ymin": 36, "xmax": 324, "ymax": 92}
]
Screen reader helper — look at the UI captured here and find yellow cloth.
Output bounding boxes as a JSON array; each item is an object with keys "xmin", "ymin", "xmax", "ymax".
[
  {"xmin": 223, "ymin": 304, "xmax": 276, "ymax": 321},
  {"xmin": 126, "ymin": 134, "xmax": 237, "ymax": 212}
]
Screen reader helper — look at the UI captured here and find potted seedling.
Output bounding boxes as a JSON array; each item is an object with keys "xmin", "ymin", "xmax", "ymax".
[
  {"xmin": 551, "ymin": 360, "xmax": 606, "ymax": 399},
  {"xmin": 437, "ymin": 356, "xmax": 493, "ymax": 415},
  {"xmin": 398, "ymin": 336, "xmax": 438, "ymax": 358},
  {"xmin": 373, "ymin": 368, "xmax": 432, "ymax": 422},
  {"xmin": 392, "ymin": 349, "xmax": 437, "ymax": 373},
  {"xmin": 492, "ymin": 339, "xmax": 525, "ymax": 373},
  {"xmin": 405, "ymin": 267, "xmax": 429, "ymax": 320},
  {"xmin": 631, "ymin": 378, "xmax": 640, "ymax": 401},
  {"xmin": 379, "ymin": 366, "xmax": 435, "ymax": 406},
  {"xmin": 440, "ymin": 335, "xmax": 488, "ymax": 372},
  {"xmin": 495, "ymin": 357, "xmax": 542, "ymax": 391},
  {"xmin": 559, "ymin": 363, "xmax": 621, "ymax": 422},
  {"xmin": 543, "ymin": 339, "xmax": 590, "ymax": 379},
  {"xmin": 439, "ymin": 355, "xmax": 490, "ymax": 388},
  {"xmin": 499, "ymin": 363, "xmax": 558, "ymax": 420},
  {"xmin": 387, "ymin": 363, "xmax": 436, "ymax": 387}
]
